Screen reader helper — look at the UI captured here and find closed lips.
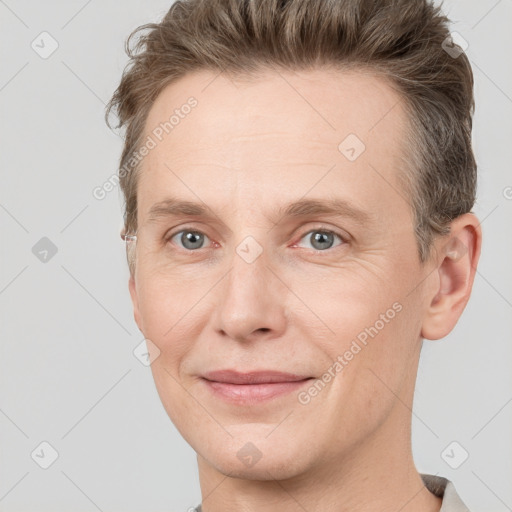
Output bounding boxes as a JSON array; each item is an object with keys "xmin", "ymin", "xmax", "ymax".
[{"xmin": 201, "ymin": 370, "xmax": 313, "ymax": 384}]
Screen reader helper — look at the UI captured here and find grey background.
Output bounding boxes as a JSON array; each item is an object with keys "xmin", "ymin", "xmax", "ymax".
[{"xmin": 0, "ymin": 0, "xmax": 511, "ymax": 511}]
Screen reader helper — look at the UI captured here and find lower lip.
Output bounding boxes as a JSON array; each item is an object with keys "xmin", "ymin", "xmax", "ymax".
[{"xmin": 202, "ymin": 378, "xmax": 312, "ymax": 404}]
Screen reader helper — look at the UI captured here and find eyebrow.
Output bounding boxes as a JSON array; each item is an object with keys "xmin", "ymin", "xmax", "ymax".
[{"xmin": 146, "ymin": 196, "xmax": 373, "ymax": 227}]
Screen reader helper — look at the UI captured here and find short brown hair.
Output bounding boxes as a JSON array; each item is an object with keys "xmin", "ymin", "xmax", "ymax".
[{"xmin": 105, "ymin": 0, "xmax": 477, "ymax": 275}]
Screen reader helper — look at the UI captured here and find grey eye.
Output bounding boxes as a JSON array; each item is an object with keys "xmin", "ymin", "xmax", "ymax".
[
  {"xmin": 173, "ymin": 230, "xmax": 209, "ymax": 250},
  {"xmin": 299, "ymin": 230, "xmax": 343, "ymax": 251}
]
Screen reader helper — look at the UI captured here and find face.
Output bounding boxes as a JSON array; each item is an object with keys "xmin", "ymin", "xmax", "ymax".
[{"xmin": 128, "ymin": 68, "xmax": 439, "ymax": 480}]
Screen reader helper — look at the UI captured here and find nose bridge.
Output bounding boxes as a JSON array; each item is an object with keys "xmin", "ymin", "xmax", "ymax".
[{"xmin": 213, "ymin": 236, "xmax": 285, "ymax": 341}]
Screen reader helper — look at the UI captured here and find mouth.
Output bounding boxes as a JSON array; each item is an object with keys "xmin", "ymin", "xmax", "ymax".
[{"xmin": 200, "ymin": 370, "xmax": 314, "ymax": 404}]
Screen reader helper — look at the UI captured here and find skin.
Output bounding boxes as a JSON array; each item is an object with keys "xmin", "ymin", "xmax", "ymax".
[{"xmin": 127, "ymin": 68, "xmax": 482, "ymax": 512}]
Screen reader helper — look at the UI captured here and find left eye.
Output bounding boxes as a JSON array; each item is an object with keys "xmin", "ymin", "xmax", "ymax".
[{"xmin": 296, "ymin": 230, "xmax": 344, "ymax": 251}]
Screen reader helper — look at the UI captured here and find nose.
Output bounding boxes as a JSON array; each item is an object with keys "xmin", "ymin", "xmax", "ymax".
[{"xmin": 212, "ymin": 242, "xmax": 287, "ymax": 342}]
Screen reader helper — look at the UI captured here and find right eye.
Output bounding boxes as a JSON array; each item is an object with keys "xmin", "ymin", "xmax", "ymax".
[{"xmin": 167, "ymin": 228, "xmax": 213, "ymax": 251}]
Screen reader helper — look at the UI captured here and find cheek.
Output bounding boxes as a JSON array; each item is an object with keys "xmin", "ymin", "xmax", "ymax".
[
  {"xmin": 327, "ymin": 295, "xmax": 421, "ymax": 427},
  {"xmin": 149, "ymin": 361, "xmax": 206, "ymax": 450},
  {"xmin": 136, "ymin": 264, "xmax": 199, "ymax": 328},
  {"xmin": 286, "ymin": 264, "xmax": 401, "ymax": 344},
  {"xmin": 301, "ymin": 265, "xmax": 419, "ymax": 400},
  {"xmin": 136, "ymin": 276, "xmax": 194, "ymax": 366}
]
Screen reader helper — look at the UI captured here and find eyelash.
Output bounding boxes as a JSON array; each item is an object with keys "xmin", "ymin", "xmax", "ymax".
[{"xmin": 164, "ymin": 225, "xmax": 348, "ymax": 254}]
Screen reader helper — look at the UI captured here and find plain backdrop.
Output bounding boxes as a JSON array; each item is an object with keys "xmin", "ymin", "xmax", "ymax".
[{"xmin": 0, "ymin": 0, "xmax": 511, "ymax": 511}]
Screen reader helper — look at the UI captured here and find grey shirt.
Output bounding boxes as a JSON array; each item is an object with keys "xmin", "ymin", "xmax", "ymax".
[
  {"xmin": 192, "ymin": 473, "xmax": 470, "ymax": 512},
  {"xmin": 421, "ymin": 474, "xmax": 471, "ymax": 512}
]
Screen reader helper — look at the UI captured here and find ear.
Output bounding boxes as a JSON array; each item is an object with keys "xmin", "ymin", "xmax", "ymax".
[
  {"xmin": 421, "ymin": 213, "xmax": 482, "ymax": 340},
  {"xmin": 129, "ymin": 273, "xmax": 144, "ymax": 334}
]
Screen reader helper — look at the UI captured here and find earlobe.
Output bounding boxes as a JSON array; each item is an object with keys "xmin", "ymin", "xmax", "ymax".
[
  {"xmin": 421, "ymin": 214, "xmax": 482, "ymax": 341},
  {"xmin": 128, "ymin": 274, "xmax": 143, "ymax": 334}
]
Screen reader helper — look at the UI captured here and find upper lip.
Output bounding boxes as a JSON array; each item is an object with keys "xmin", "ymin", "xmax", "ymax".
[{"xmin": 201, "ymin": 370, "xmax": 312, "ymax": 384}]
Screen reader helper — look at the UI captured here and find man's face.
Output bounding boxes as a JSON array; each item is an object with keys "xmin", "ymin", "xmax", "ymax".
[{"xmin": 129, "ymin": 68, "xmax": 435, "ymax": 479}]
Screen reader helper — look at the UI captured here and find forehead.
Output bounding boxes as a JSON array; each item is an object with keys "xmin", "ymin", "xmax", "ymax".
[
  {"xmin": 137, "ymin": 67, "xmax": 411, "ymax": 227},
  {"xmin": 143, "ymin": 67, "xmax": 406, "ymax": 152}
]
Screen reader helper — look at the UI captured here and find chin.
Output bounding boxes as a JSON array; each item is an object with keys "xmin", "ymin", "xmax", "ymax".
[{"xmin": 198, "ymin": 433, "xmax": 314, "ymax": 481}]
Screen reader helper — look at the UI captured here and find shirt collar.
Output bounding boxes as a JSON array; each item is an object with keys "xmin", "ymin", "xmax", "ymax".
[{"xmin": 421, "ymin": 473, "xmax": 471, "ymax": 512}]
